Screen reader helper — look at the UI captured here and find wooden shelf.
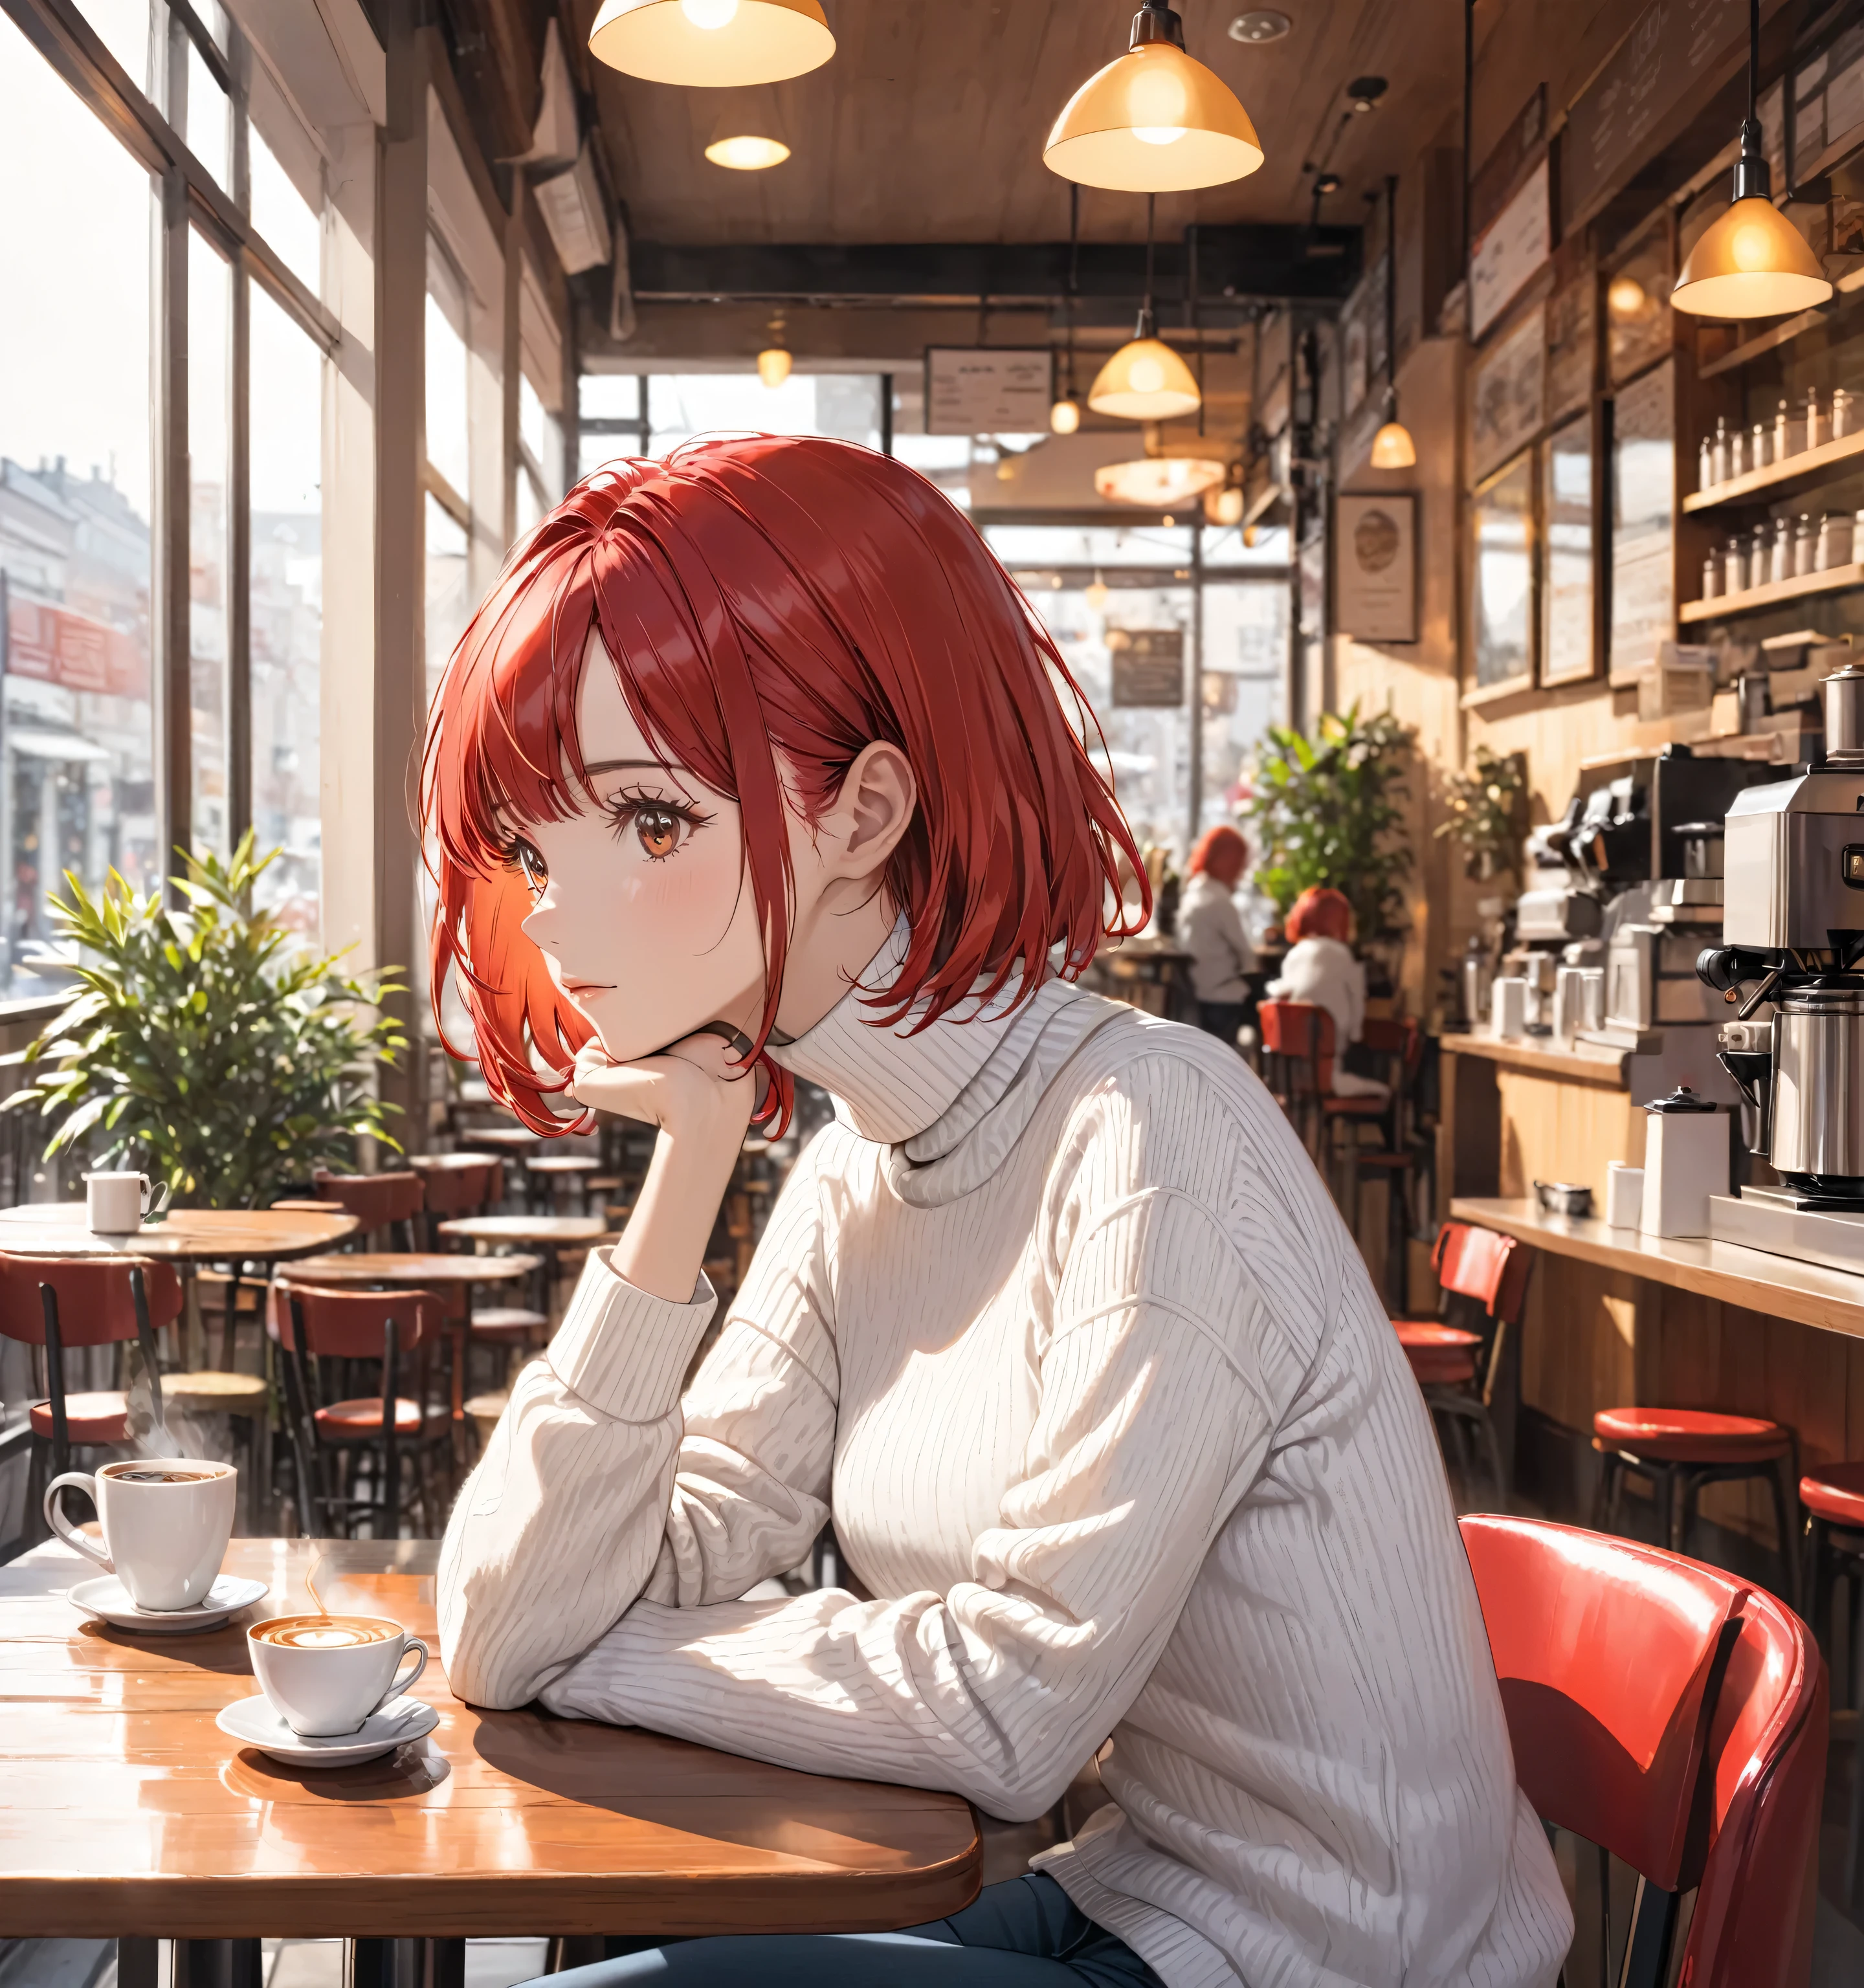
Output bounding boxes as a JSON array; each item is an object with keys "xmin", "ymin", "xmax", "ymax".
[
  {"xmin": 1678, "ymin": 562, "xmax": 1864, "ymax": 624},
  {"xmin": 1696, "ymin": 262, "xmax": 1864, "ymax": 379},
  {"xmin": 1681, "ymin": 428, "xmax": 1864, "ymax": 512},
  {"xmin": 1439, "ymin": 1033, "xmax": 1630, "ymax": 1087}
]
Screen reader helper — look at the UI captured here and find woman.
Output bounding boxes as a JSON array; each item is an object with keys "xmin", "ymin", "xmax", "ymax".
[
  {"xmin": 427, "ymin": 439, "xmax": 1570, "ymax": 1987},
  {"xmin": 1267, "ymin": 887, "xmax": 1390, "ymax": 1101},
  {"xmin": 1175, "ymin": 825, "xmax": 1255, "ymax": 1050}
]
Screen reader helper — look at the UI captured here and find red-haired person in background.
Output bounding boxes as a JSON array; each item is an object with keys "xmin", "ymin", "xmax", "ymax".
[
  {"xmin": 1177, "ymin": 825, "xmax": 1255, "ymax": 1052},
  {"xmin": 427, "ymin": 439, "xmax": 1570, "ymax": 1988},
  {"xmin": 1267, "ymin": 886, "xmax": 1390, "ymax": 1101}
]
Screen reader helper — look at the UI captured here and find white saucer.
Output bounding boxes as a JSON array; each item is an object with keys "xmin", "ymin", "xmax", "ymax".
[
  {"xmin": 216, "ymin": 1692, "xmax": 440, "ymax": 1768},
  {"xmin": 69, "ymin": 1573, "xmax": 269, "ymax": 1633}
]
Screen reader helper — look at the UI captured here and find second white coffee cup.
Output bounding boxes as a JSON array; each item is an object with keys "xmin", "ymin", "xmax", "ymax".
[
  {"xmin": 43, "ymin": 1459, "xmax": 236, "ymax": 1610},
  {"xmin": 84, "ymin": 1169, "xmax": 170, "ymax": 1233},
  {"xmin": 247, "ymin": 1615, "xmax": 429, "ymax": 1736}
]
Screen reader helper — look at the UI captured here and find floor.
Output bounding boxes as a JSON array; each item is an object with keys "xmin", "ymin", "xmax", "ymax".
[{"xmin": 0, "ymin": 1940, "xmax": 553, "ymax": 1987}]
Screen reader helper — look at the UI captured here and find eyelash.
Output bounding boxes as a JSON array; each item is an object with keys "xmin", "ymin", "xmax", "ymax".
[{"xmin": 604, "ymin": 788, "xmax": 711, "ymax": 861}]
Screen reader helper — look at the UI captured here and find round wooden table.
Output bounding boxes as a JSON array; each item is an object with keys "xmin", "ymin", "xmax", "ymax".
[
  {"xmin": 457, "ymin": 1127, "xmax": 541, "ymax": 1154},
  {"xmin": 434, "ymin": 1215, "xmax": 608, "ymax": 1247},
  {"xmin": 0, "ymin": 1204, "xmax": 358, "ymax": 1260}
]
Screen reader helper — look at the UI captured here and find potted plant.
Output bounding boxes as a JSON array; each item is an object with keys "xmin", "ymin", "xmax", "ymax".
[
  {"xmin": 1435, "ymin": 746, "xmax": 1528, "ymax": 885},
  {"xmin": 9, "ymin": 835, "xmax": 406, "ymax": 1208},
  {"xmin": 1244, "ymin": 704, "xmax": 1417, "ymax": 975}
]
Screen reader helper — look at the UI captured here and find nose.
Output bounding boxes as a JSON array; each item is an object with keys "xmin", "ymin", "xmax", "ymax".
[{"xmin": 520, "ymin": 880, "xmax": 559, "ymax": 951}]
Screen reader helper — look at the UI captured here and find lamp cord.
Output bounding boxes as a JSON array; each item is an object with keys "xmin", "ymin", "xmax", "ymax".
[
  {"xmin": 1067, "ymin": 182, "xmax": 1079, "ymax": 398},
  {"xmin": 1750, "ymin": 0, "xmax": 1759, "ymax": 127},
  {"xmin": 1386, "ymin": 173, "xmax": 1399, "ymax": 397},
  {"xmin": 1141, "ymin": 192, "xmax": 1157, "ymax": 337}
]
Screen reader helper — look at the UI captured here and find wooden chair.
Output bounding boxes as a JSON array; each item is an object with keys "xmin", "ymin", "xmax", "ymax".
[
  {"xmin": 1461, "ymin": 1514, "xmax": 1826, "ymax": 1988},
  {"xmin": 274, "ymin": 1284, "xmax": 449, "ymax": 1539},
  {"xmin": 1390, "ymin": 1222, "xmax": 1531, "ymax": 1509},
  {"xmin": 311, "ymin": 1169, "xmax": 425, "ymax": 1251},
  {"xmin": 0, "ymin": 1254, "xmax": 183, "ymax": 1534},
  {"xmin": 1351, "ymin": 1016, "xmax": 1425, "ymax": 1307}
]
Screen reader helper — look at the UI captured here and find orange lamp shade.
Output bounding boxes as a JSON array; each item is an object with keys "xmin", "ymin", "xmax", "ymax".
[
  {"xmin": 1369, "ymin": 419, "xmax": 1417, "ymax": 469},
  {"xmin": 1096, "ymin": 455, "xmax": 1226, "ymax": 506},
  {"xmin": 1672, "ymin": 197, "xmax": 1832, "ymax": 318},
  {"xmin": 1087, "ymin": 338, "xmax": 1201, "ymax": 421},
  {"xmin": 588, "ymin": 0, "xmax": 833, "ymax": 87},
  {"xmin": 1044, "ymin": 42, "xmax": 1262, "ymax": 193}
]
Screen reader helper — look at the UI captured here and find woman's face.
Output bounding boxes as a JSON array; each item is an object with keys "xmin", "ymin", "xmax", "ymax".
[{"xmin": 505, "ymin": 642, "xmax": 773, "ymax": 1063}]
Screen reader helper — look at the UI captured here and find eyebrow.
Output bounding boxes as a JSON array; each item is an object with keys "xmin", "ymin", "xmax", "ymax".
[{"xmin": 582, "ymin": 758, "xmax": 687, "ymax": 777}]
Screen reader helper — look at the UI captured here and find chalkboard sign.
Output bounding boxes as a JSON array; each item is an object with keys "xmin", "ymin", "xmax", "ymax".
[
  {"xmin": 1109, "ymin": 628, "xmax": 1185, "ymax": 708},
  {"xmin": 1564, "ymin": 0, "xmax": 1747, "ymax": 231}
]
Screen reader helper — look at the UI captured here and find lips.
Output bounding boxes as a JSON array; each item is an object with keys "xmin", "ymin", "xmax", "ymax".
[{"xmin": 562, "ymin": 979, "xmax": 616, "ymax": 996}]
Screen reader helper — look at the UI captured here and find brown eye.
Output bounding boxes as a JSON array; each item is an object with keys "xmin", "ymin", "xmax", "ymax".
[
  {"xmin": 513, "ymin": 840, "xmax": 548, "ymax": 892},
  {"xmin": 636, "ymin": 808, "xmax": 682, "ymax": 859}
]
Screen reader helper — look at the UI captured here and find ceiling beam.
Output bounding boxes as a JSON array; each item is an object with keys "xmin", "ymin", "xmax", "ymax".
[{"xmin": 627, "ymin": 228, "xmax": 1364, "ymax": 310}]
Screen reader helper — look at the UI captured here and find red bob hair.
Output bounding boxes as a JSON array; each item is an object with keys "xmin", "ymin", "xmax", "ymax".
[
  {"xmin": 1284, "ymin": 886, "xmax": 1353, "ymax": 944},
  {"xmin": 422, "ymin": 435, "xmax": 1148, "ymax": 1134},
  {"xmin": 1188, "ymin": 825, "xmax": 1248, "ymax": 878}
]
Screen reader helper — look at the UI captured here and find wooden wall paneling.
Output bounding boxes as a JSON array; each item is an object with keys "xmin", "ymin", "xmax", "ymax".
[
  {"xmin": 1518, "ymin": 1251, "xmax": 1638, "ymax": 1429},
  {"xmin": 1491, "ymin": 1066, "xmax": 1642, "ymax": 1200}
]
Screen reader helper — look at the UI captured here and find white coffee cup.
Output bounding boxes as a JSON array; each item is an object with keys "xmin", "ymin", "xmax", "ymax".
[
  {"xmin": 1606, "ymin": 1162, "xmax": 1645, "ymax": 1230},
  {"xmin": 84, "ymin": 1170, "xmax": 171, "ymax": 1234},
  {"xmin": 247, "ymin": 1614, "xmax": 430, "ymax": 1736},
  {"xmin": 43, "ymin": 1459, "xmax": 236, "ymax": 1610}
]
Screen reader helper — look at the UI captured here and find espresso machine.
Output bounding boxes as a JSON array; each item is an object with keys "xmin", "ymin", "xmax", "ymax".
[{"xmin": 1700, "ymin": 666, "xmax": 1864, "ymax": 1270}]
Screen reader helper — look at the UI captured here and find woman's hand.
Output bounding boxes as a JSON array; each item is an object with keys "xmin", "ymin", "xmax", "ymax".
[{"xmin": 570, "ymin": 1030, "xmax": 758, "ymax": 1305}]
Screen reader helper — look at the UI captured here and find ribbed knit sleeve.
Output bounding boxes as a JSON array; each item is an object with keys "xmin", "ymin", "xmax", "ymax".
[
  {"xmin": 539, "ymin": 1061, "xmax": 1295, "ymax": 1822},
  {"xmin": 437, "ymin": 1132, "xmax": 841, "ymax": 1710}
]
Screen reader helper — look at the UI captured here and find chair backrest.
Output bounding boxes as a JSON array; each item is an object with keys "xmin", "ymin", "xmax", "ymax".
[
  {"xmin": 1432, "ymin": 1222, "xmax": 1531, "ymax": 1323},
  {"xmin": 419, "ymin": 1156, "xmax": 502, "ymax": 1219},
  {"xmin": 1258, "ymin": 998, "xmax": 1334, "ymax": 1060},
  {"xmin": 1678, "ymin": 1586, "xmax": 1828, "ymax": 1988},
  {"xmin": 312, "ymin": 1169, "xmax": 426, "ymax": 1227},
  {"xmin": 0, "ymin": 1253, "xmax": 184, "ymax": 1348},
  {"xmin": 1459, "ymin": 1515, "xmax": 1744, "ymax": 1890},
  {"xmin": 280, "ymin": 1284, "xmax": 441, "ymax": 1359}
]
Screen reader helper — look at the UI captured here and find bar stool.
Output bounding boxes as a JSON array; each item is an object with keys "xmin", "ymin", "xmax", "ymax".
[
  {"xmin": 1390, "ymin": 1222, "xmax": 1530, "ymax": 1508},
  {"xmin": 1592, "ymin": 1406, "xmax": 1797, "ymax": 1604},
  {"xmin": 275, "ymin": 1284, "xmax": 449, "ymax": 1538},
  {"xmin": 0, "ymin": 1254, "xmax": 183, "ymax": 1530},
  {"xmin": 1800, "ymin": 1461, "xmax": 1864, "ymax": 1906}
]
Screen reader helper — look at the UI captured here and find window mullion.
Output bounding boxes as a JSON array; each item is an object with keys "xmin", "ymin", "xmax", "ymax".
[
  {"xmin": 229, "ymin": 255, "xmax": 252, "ymax": 847},
  {"xmin": 154, "ymin": 162, "xmax": 192, "ymax": 898}
]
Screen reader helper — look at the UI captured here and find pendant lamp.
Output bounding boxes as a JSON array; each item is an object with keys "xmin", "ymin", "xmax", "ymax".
[
  {"xmin": 1672, "ymin": 0, "xmax": 1831, "ymax": 318},
  {"xmin": 1089, "ymin": 195, "xmax": 1202, "ymax": 421},
  {"xmin": 588, "ymin": 0, "xmax": 834, "ymax": 87},
  {"xmin": 1366, "ymin": 173, "xmax": 1415, "ymax": 469},
  {"xmin": 705, "ymin": 134, "xmax": 790, "ymax": 168},
  {"xmin": 1097, "ymin": 452, "xmax": 1225, "ymax": 506},
  {"xmin": 757, "ymin": 316, "xmax": 791, "ymax": 388},
  {"xmin": 1052, "ymin": 186, "xmax": 1085, "ymax": 434},
  {"xmin": 1045, "ymin": 2, "xmax": 1263, "ymax": 193}
]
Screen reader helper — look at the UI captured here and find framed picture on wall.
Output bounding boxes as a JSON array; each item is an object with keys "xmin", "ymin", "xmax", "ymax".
[
  {"xmin": 1471, "ymin": 308, "xmax": 1546, "ymax": 481},
  {"xmin": 1540, "ymin": 415, "xmax": 1596, "ymax": 685},
  {"xmin": 1335, "ymin": 492, "xmax": 1418, "ymax": 643},
  {"xmin": 1610, "ymin": 357, "xmax": 1676, "ymax": 683},
  {"xmin": 1544, "ymin": 259, "xmax": 1597, "ymax": 426},
  {"xmin": 1606, "ymin": 214, "xmax": 1674, "ymax": 386},
  {"xmin": 1470, "ymin": 450, "xmax": 1537, "ymax": 696}
]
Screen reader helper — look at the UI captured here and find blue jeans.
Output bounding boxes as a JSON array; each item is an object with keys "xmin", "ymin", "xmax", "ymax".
[{"xmin": 526, "ymin": 1873, "xmax": 1164, "ymax": 1986}]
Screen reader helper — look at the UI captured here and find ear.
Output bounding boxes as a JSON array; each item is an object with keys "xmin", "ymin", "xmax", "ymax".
[{"xmin": 820, "ymin": 740, "xmax": 916, "ymax": 882}]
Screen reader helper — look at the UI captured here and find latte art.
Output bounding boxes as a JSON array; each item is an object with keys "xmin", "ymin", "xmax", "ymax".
[{"xmin": 253, "ymin": 1614, "xmax": 397, "ymax": 1649}]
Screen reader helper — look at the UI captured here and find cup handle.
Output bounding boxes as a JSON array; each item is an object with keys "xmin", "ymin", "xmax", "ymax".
[
  {"xmin": 43, "ymin": 1474, "xmax": 113, "ymax": 1572},
  {"xmin": 141, "ymin": 1178, "xmax": 171, "ymax": 1222},
  {"xmin": 374, "ymin": 1638, "xmax": 428, "ymax": 1715}
]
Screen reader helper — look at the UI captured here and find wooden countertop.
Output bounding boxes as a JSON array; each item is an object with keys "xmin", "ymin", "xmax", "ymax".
[
  {"xmin": 1439, "ymin": 1032, "xmax": 1631, "ymax": 1087},
  {"xmin": 0, "ymin": 1538, "xmax": 980, "ymax": 1939},
  {"xmin": 1450, "ymin": 1197, "xmax": 1864, "ymax": 1340}
]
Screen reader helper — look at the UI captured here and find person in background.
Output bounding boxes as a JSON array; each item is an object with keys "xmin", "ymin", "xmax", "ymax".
[
  {"xmin": 1176, "ymin": 825, "xmax": 1254, "ymax": 1050},
  {"xmin": 1267, "ymin": 885, "xmax": 1389, "ymax": 1101}
]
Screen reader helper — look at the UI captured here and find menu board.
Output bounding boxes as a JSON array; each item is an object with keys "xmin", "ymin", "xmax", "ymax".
[
  {"xmin": 1610, "ymin": 359, "xmax": 1676, "ymax": 683},
  {"xmin": 1542, "ymin": 417, "xmax": 1596, "ymax": 687},
  {"xmin": 1109, "ymin": 628, "xmax": 1185, "ymax": 709},
  {"xmin": 1545, "ymin": 257, "xmax": 1597, "ymax": 426},
  {"xmin": 1470, "ymin": 158, "xmax": 1550, "ymax": 340},
  {"xmin": 1472, "ymin": 309, "xmax": 1546, "ymax": 481},
  {"xmin": 924, "ymin": 349, "xmax": 1052, "ymax": 435},
  {"xmin": 1472, "ymin": 452, "xmax": 1537, "ymax": 693},
  {"xmin": 1564, "ymin": 0, "xmax": 1746, "ymax": 229}
]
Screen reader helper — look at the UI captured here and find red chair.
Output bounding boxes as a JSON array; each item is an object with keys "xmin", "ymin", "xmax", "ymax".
[
  {"xmin": 1461, "ymin": 1515, "xmax": 1826, "ymax": 1988},
  {"xmin": 1391, "ymin": 1223, "xmax": 1531, "ymax": 1508},
  {"xmin": 1592, "ymin": 1406, "xmax": 1797, "ymax": 1605},
  {"xmin": 276, "ymin": 1284, "xmax": 449, "ymax": 1538},
  {"xmin": 0, "ymin": 1254, "xmax": 184, "ymax": 1514},
  {"xmin": 311, "ymin": 1169, "xmax": 425, "ymax": 1250},
  {"xmin": 1353, "ymin": 1016, "xmax": 1426, "ymax": 1307},
  {"xmin": 1798, "ymin": 1461, "xmax": 1864, "ymax": 1905}
]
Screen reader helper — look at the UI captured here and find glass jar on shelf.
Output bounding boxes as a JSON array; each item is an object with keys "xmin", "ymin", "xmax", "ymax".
[
  {"xmin": 1817, "ymin": 510, "xmax": 1855, "ymax": 571},
  {"xmin": 1796, "ymin": 513, "xmax": 1817, "ymax": 575},
  {"xmin": 1807, "ymin": 386, "xmax": 1826, "ymax": 452},
  {"xmin": 1700, "ymin": 434, "xmax": 1715, "ymax": 491},
  {"xmin": 1751, "ymin": 420, "xmax": 1771, "ymax": 472},
  {"xmin": 1712, "ymin": 415, "xmax": 1731, "ymax": 484},
  {"xmin": 1836, "ymin": 386, "xmax": 1854, "ymax": 439},
  {"xmin": 1725, "ymin": 535, "xmax": 1749, "ymax": 594},
  {"xmin": 1702, "ymin": 553, "xmax": 1723, "ymax": 601},
  {"xmin": 1771, "ymin": 514, "xmax": 1794, "ymax": 584}
]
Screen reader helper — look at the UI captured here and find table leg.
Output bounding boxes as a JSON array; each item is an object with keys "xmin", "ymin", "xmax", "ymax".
[
  {"xmin": 346, "ymin": 1938, "xmax": 464, "ymax": 1987},
  {"xmin": 117, "ymin": 1938, "xmax": 159, "ymax": 1988},
  {"xmin": 172, "ymin": 1939, "xmax": 263, "ymax": 1987}
]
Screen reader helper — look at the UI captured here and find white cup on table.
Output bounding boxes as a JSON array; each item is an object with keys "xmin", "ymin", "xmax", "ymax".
[
  {"xmin": 1605, "ymin": 1163, "xmax": 1645, "ymax": 1230},
  {"xmin": 83, "ymin": 1169, "xmax": 170, "ymax": 1234},
  {"xmin": 43, "ymin": 1458, "xmax": 236, "ymax": 1609},
  {"xmin": 247, "ymin": 1614, "xmax": 430, "ymax": 1736}
]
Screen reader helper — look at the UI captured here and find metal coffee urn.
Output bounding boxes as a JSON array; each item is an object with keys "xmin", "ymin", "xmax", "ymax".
[{"xmin": 1698, "ymin": 666, "xmax": 1864, "ymax": 1270}]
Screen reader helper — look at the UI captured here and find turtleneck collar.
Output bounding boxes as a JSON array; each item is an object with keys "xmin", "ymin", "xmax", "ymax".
[{"xmin": 765, "ymin": 921, "xmax": 1124, "ymax": 1192}]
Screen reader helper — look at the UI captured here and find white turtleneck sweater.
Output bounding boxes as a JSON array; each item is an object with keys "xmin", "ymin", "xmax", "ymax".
[{"xmin": 438, "ymin": 944, "xmax": 1572, "ymax": 1988}]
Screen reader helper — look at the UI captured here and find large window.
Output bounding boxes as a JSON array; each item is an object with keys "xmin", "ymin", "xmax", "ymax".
[{"xmin": 1, "ymin": 0, "xmax": 335, "ymax": 987}]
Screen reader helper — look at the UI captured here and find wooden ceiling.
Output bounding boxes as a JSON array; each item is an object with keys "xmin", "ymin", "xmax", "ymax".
[{"xmin": 567, "ymin": 0, "xmax": 1465, "ymax": 247}]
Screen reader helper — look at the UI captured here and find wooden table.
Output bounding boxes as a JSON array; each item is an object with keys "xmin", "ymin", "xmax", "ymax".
[
  {"xmin": 0, "ymin": 1537, "xmax": 979, "ymax": 1960},
  {"xmin": 1451, "ymin": 1197, "xmax": 1864, "ymax": 1342},
  {"xmin": 0, "ymin": 1204, "xmax": 358, "ymax": 1261},
  {"xmin": 435, "ymin": 1216, "xmax": 608, "ymax": 1248}
]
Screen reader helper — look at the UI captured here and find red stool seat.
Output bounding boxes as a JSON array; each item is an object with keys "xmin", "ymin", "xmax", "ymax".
[
  {"xmin": 1408, "ymin": 1350, "xmax": 1480, "ymax": 1385},
  {"xmin": 1593, "ymin": 1406, "xmax": 1792, "ymax": 1464},
  {"xmin": 28, "ymin": 1392, "xmax": 130, "ymax": 1444},
  {"xmin": 315, "ymin": 1397, "xmax": 429, "ymax": 1439},
  {"xmin": 1394, "ymin": 1320, "xmax": 1482, "ymax": 1386},
  {"xmin": 1801, "ymin": 1461, "xmax": 1864, "ymax": 1530}
]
